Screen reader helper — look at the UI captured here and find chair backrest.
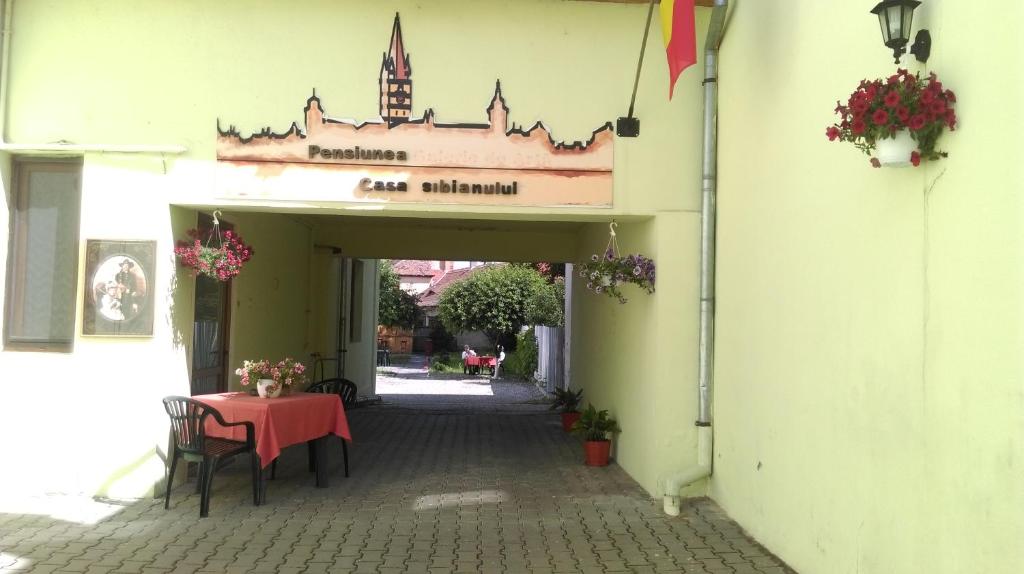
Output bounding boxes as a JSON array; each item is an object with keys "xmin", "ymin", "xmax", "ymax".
[
  {"xmin": 307, "ymin": 378, "xmax": 358, "ymax": 406},
  {"xmin": 162, "ymin": 396, "xmax": 220, "ymax": 455}
]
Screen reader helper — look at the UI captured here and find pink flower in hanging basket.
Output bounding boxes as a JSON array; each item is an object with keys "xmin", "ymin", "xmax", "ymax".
[{"xmin": 174, "ymin": 227, "xmax": 254, "ymax": 282}]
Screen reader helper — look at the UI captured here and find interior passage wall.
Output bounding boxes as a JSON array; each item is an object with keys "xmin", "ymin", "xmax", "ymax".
[
  {"xmin": 571, "ymin": 214, "xmax": 700, "ymax": 496},
  {"xmin": 710, "ymin": 1, "xmax": 1024, "ymax": 573},
  {"xmin": 313, "ymin": 220, "xmax": 583, "ymax": 263},
  {"xmin": 212, "ymin": 212, "xmax": 315, "ymax": 389}
]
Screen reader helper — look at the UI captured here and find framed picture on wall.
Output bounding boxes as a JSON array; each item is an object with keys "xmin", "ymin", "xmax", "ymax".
[{"xmin": 82, "ymin": 239, "xmax": 156, "ymax": 337}]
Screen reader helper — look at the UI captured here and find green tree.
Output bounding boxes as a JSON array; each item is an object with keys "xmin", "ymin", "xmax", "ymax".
[
  {"xmin": 437, "ymin": 265, "xmax": 548, "ymax": 347},
  {"xmin": 526, "ymin": 277, "xmax": 565, "ymax": 327},
  {"xmin": 378, "ymin": 261, "xmax": 420, "ymax": 328}
]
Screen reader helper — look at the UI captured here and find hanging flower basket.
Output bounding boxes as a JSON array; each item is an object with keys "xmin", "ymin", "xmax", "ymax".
[
  {"xmin": 174, "ymin": 216, "xmax": 253, "ymax": 282},
  {"xmin": 826, "ymin": 69, "xmax": 957, "ymax": 168},
  {"xmin": 579, "ymin": 223, "xmax": 655, "ymax": 304}
]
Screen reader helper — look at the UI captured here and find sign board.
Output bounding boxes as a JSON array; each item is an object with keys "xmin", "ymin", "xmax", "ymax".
[{"xmin": 216, "ymin": 14, "xmax": 613, "ymax": 207}]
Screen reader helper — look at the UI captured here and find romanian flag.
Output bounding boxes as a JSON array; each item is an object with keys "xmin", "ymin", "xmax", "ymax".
[{"xmin": 660, "ymin": 0, "xmax": 697, "ymax": 99}]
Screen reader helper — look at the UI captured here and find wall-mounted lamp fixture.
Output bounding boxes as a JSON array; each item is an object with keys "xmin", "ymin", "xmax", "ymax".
[{"xmin": 871, "ymin": 0, "xmax": 931, "ymax": 64}]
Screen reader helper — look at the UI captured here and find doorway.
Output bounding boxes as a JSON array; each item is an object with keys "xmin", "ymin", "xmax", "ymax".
[{"xmin": 190, "ymin": 213, "xmax": 232, "ymax": 395}]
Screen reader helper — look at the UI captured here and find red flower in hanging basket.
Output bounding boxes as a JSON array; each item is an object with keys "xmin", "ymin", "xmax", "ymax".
[
  {"xmin": 174, "ymin": 228, "xmax": 254, "ymax": 282},
  {"xmin": 827, "ymin": 69, "xmax": 957, "ymax": 167}
]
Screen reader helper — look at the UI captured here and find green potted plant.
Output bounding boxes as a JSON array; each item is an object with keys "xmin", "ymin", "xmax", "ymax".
[
  {"xmin": 549, "ymin": 387, "xmax": 584, "ymax": 432},
  {"xmin": 570, "ymin": 404, "xmax": 621, "ymax": 467}
]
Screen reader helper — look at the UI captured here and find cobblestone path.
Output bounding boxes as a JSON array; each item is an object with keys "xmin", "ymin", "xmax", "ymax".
[{"xmin": 0, "ymin": 406, "xmax": 793, "ymax": 573}]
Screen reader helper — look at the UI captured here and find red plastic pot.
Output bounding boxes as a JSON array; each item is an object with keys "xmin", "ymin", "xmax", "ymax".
[
  {"xmin": 584, "ymin": 440, "xmax": 611, "ymax": 466},
  {"xmin": 561, "ymin": 411, "xmax": 581, "ymax": 432}
]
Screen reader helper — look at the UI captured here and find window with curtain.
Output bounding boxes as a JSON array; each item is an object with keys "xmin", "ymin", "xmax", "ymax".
[{"xmin": 4, "ymin": 159, "xmax": 82, "ymax": 350}]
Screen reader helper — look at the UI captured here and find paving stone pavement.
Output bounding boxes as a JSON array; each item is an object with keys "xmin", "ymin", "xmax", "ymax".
[
  {"xmin": 0, "ymin": 406, "xmax": 794, "ymax": 573},
  {"xmin": 375, "ymin": 369, "xmax": 551, "ymax": 413}
]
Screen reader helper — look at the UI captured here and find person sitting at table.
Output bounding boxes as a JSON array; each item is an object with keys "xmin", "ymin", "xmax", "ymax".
[
  {"xmin": 461, "ymin": 345, "xmax": 477, "ymax": 374},
  {"xmin": 492, "ymin": 345, "xmax": 506, "ymax": 379}
]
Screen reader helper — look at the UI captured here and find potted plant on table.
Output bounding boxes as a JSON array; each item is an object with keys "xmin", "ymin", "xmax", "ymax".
[
  {"xmin": 236, "ymin": 359, "xmax": 277, "ymax": 397},
  {"xmin": 826, "ymin": 68, "xmax": 957, "ymax": 168},
  {"xmin": 273, "ymin": 357, "xmax": 307, "ymax": 396},
  {"xmin": 235, "ymin": 357, "xmax": 307, "ymax": 398},
  {"xmin": 549, "ymin": 388, "xmax": 584, "ymax": 432},
  {"xmin": 570, "ymin": 404, "xmax": 621, "ymax": 467}
]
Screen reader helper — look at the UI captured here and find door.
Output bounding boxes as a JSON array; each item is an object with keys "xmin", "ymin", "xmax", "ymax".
[{"xmin": 190, "ymin": 214, "xmax": 232, "ymax": 395}]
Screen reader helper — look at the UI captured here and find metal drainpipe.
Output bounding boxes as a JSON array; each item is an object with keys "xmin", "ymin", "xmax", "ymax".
[
  {"xmin": 0, "ymin": 0, "xmax": 13, "ymax": 144},
  {"xmin": 662, "ymin": 0, "xmax": 728, "ymax": 517}
]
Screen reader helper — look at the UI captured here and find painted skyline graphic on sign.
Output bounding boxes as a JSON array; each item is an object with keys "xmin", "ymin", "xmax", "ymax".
[{"xmin": 215, "ymin": 13, "xmax": 614, "ymax": 207}]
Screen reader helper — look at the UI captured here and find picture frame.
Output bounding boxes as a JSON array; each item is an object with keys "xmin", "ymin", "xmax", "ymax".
[{"xmin": 82, "ymin": 239, "xmax": 156, "ymax": 337}]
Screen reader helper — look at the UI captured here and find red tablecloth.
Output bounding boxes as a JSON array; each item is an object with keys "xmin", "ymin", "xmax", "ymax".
[
  {"xmin": 194, "ymin": 392, "xmax": 351, "ymax": 468},
  {"xmin": 464, "ymin": 356, "xmax": 496, "ymax": 368}
]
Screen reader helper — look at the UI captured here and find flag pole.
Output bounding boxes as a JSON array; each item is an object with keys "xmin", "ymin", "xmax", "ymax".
[{"xmin": 617, "ymin": 0, "xmax": 657, "ymax": 137}]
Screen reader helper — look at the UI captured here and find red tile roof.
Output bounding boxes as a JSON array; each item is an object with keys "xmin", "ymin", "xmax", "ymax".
[
  {"xmin": 390, "ymin": 260, "xmax": 435, "ymax": 277},
  {"xmin": 418, "ymin": 263, "xmax": 501, "ymax": 308}
]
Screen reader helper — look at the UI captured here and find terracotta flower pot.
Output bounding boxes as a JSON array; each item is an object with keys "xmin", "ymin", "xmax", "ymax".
[
  {"xmin": 584, "ymin": 440, "xmax": 611, "ymax": 466},
  {"xmin": 561, "ymin": 411, "xmax": 581, "ymax": 432}
]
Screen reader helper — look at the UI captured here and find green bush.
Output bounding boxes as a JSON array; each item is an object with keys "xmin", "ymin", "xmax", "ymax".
[
  {"xmin": 502, "ymin": 330, "xmax": 538, "ymax": 380},
  {"xmin": 429, "ymin": 352, "xmax": 463, "ymax": 373}
]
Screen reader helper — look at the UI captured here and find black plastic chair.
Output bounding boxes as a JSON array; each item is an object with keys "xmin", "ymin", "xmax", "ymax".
[
  {"xmin": 306, "ymin": 378, "xmax": 356, "ymax": 477},
  {"xmin": 162, "ymin": 396, "xmax": 260, "ymax": 518}
]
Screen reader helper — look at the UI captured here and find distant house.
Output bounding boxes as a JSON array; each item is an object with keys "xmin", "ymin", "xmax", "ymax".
[
  {"xmin": 415, "ymin": 262, "xmax": 495, "ymax": 353},
  {"xmin": 382, "ymin": 260, "xmax": 492, "ymax": 353},
  {"xmin": 390, "ymin": 259, "xmax": 436, "ymax": 294},
  {"xmin": 389, "ymin": 259, "xmax": 484, "ymax": 294}
]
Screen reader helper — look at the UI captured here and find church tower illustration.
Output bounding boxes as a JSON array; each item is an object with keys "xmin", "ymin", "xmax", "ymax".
[{"xmin": 379, "ymin": 13, "xmax": 412, "ymax": 126}]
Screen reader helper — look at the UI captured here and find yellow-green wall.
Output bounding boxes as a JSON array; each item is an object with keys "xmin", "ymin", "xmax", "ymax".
[
  {"xmin": 9, "ymin": 0, "xmax": 704, "ymax": 219},
  {"xmin": 712, "ymin": 1, "xmax": 1024, "ymax": 573},
  {"xmin": 0, "ymin": 0, "xmax": 708, "ymax": 500},
  {"xmin": 571, "ymin": 214, "xmax": 701, "ymax": 496}
]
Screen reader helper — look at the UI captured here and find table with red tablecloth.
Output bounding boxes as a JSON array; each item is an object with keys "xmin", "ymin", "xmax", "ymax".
[
  {"xmin": 193, "ymin": 391, "xmax": 351, "ymax": 493},
  {"xmin": 463, "ymin": 355, "xmax": 497, "ymax": 375}
]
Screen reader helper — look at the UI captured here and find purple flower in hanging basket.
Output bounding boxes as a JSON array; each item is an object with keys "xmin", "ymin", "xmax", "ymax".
[
  {"xmin": 633, "ymin": 265, "xmax": 642, "ymax": 276},
  {"xmin": 605, "ymin": 249, "xmax": 615, "ymax": 261}
]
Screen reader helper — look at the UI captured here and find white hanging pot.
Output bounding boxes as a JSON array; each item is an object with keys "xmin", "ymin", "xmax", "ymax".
[
  {"xmin": 257, "ymin": 378, "xmax": 281, "ymax": 398},
  {"xmin": 875, "ymin": 131, "xmax": 917, "ymax": 167}
]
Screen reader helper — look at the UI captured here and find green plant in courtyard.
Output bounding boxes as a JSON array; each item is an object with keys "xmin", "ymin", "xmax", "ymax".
[
  {"xmin": 378, "ymin": 261, "xmax": 420, "ymax": 328},
  {"xmin": 526, "ymin": 277, "xmax": 565, "ymax": 327},
  {"xmin": 571, "ymin": 404, "xmax": 621, "ymax": 442},
  {"xmin": 549, "ymin": 387, "xmax": 583, "ymax": 414},
  {"xmin": 437, "ymin": 265, "xmax": 548, "ymax": 347},
  {"xmin": 429, "ymin": 353, "xmax": 464, "ymax": 373},
  {"xmin": 502, "ymin": 330, "xmax": 539, "ymax": 380}
]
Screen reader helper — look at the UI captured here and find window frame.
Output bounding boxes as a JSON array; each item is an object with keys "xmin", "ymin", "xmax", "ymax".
[{"xmin": 4, "ymin": 157, "xmax": 84, "ymax": 352}]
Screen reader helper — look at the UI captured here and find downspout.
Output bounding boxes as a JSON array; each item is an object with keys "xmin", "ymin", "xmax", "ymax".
[
  {"xmin": 1, "ymin": 0, "xmax": 13, "ymax": 144},
  {"xmin": 662, "ymin": 0, "xmax": 728, "ymax": 517}
]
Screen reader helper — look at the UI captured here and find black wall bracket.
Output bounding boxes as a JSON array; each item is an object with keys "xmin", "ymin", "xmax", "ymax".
[{"xmin": 616, "ymin": 116, "xmax": 640, "ymax": 138}]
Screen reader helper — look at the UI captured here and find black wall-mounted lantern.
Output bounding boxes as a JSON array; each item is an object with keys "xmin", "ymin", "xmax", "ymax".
[{"xmin": 871, "ymin": 0, "xmax": 931, "ymax": 64}]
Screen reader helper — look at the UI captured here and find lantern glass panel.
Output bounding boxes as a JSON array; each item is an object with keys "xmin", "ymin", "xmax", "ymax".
[
  {"xmin": 877, "ymin": 12, "xmax": 891, "ymax": 43},
  {"xmin": 901, "ymin": 7, "xmax": 915, "ymax": 43},
  {"xmin": 886, "ymin": 5, "xmax": 905, "ymax": 43}
]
